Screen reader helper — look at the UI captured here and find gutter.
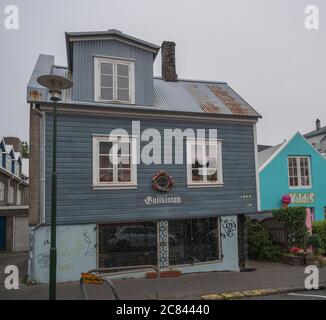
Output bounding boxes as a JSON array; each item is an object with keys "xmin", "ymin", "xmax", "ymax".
[{"xmin": 0, "ymin": 166, "xmax": 28, "ymax": 186}]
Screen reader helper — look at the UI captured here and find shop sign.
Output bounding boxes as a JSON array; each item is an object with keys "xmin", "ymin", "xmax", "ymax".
[
  {"xmin": 289, "ymin": 193, "xmax": 315, "ymax": 204},
  {"xmin": 144, "ymin": 195, "xmax": 182, "ymax": 205}
]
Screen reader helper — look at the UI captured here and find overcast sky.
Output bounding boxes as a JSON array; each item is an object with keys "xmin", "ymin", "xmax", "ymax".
[{"xmin": 1, "ymin": 0, "xmax": 325, "ymax": 145}]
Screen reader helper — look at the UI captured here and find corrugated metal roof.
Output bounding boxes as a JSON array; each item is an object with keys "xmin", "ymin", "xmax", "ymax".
[
  {"xmin": 28, "ymin": 64, "xmax": 261, "ymax": 118},
  {"xmin": 258, "ymin": 142, "xmax": 285, "ymax": 169},
  {"xmin": 305, "ymin": 125, "xmax": 326, "ymax": 138},
  {"xmin": 153, "ymin": 78, "xmax": 261, "ymax": 117}
]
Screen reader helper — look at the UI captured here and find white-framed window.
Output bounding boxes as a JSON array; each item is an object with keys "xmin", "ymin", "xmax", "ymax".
[
  {"xmin": 94, "ymin": 57, "xmax": 135, "ymax": 104},
  {"xmin": 16, "ymin": 185, "xmax": 21, "ymax": 205},
  {"xmin": 92, "ymin": 135, "xmax": 137, "ymax": 189},
  {"xmin": 14, "ymin": 161, "xmax": 20, "ymax": 177},
  {"xmin": 0, "ymin": 181, "xmax": 5, "ymax": 202},
  {"xmin": 8, "ymin": 184, "xmax": 14, "ymax": 204},
  {"xmin": 6, "ymin": 155, "xmax": 12, "ymax": 172},
  {"xmin": 288, "ymin": 156, "xmax": 312, "ymax": 188},
  {"xmin": 186, "ymin": 138, "xmax": 223, "ymax": 187}
]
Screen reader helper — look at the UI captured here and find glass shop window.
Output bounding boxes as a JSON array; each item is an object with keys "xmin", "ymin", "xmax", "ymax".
[
  {"xmin": 99, "ymin": 222, "xmax": 157, "ymax": 268},
  {"xmin": 168, "ymin": 217, "xmax": 220, "ymax": 265}
]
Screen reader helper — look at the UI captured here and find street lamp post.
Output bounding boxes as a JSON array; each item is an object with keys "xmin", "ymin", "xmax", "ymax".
[{"xmin": 37, "ymin": 75, "xmax": 73, "ymax": 300}]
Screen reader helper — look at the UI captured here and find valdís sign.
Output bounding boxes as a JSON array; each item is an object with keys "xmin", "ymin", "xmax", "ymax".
[{"xmin": 289, "ymin": 193, "xmax": 315, "ymax": 204}]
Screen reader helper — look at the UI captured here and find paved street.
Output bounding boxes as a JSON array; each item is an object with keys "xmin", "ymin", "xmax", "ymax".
[
  {"xmin": 245, "ymin": 289, "xmax": 326, "ymax": 300},
  {"xmin": 0, "ymin": 255, "xmax": 326, "ymax": 300}
]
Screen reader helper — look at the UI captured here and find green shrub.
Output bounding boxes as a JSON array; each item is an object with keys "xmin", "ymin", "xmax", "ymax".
[
  {"xmin": 246, "ymin": 218, "xmax": 282, "ymax": 261},
  {"xmin": 313, "ymin": 220, "xmax": 326, "ymax": 251},
  {"xmin": 307, "ymin": 234, "xmax": 321, "ymax": 252},
  {"xmin": 273, "ymin": 207, "xmax": 308, "ymax": 248}
]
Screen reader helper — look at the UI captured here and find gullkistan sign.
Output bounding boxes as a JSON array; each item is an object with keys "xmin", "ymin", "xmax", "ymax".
[{"xmin": 144, "ymin": 195, "xmax": 182, "ymax": 205}]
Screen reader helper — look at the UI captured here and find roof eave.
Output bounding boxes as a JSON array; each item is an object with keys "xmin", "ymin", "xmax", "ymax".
[{"xmin": 38, "ymin": 100, "xmax": 261, "ymax": 122}]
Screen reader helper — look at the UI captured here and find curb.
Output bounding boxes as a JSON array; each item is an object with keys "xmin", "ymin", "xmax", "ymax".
[{"xmin": 201, "ymin": 283, "xmax": 326, "ymax": 300}]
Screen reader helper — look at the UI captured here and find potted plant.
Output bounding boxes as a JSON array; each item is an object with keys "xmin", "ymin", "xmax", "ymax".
[{"xmin": 281, "ymin": 247, "xmax": 306, "ymax": 266}]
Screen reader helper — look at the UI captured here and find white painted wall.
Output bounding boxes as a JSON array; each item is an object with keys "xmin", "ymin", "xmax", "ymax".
[{"xmin": 31, "ymin": 224, "xmax": 97, "ymax": 283}]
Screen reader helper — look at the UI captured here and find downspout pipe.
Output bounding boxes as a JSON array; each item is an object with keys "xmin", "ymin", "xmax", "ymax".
[{"xmin": 28, "ymin": 103, "xmax": 46, "ymax": 282}]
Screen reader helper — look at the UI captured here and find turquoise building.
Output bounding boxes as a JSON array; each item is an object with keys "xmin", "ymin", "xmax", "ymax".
[{"xmin": 259, "ymin": 132, "xmax": 326, "ymax": 221}]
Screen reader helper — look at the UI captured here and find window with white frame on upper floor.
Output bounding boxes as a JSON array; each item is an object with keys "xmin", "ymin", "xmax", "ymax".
[
  {"xmin": 92, "ymin": 135, "xmax": 137, "ymax": 189},
  {"xmin": 288, "ymin": 156, "xmax": 312, "ymax": 188},
  {"xmin": 94, "ymin": 57, "xmax": 135, "ymax": 104},
  {"xmin": 6, "ymin": 155, "xmax": 12, "ymax": 172},
  {"xmin": 16, "ymin": 185, "xmax": 21, "ymax": 205},
  {"xmin": 0, "ymin": 181, "xmax": 5, "ymax": 202},
  {"xmin": 8, "ymin": 184, "xmax": 14, "ymax": 204},
  {"xmin": 14, "ymin": 161, "xmax": 20, "ymax": 177},
  {"xmin": 186, "ymin": 138, "xmax": 223, "ymax": 187}
]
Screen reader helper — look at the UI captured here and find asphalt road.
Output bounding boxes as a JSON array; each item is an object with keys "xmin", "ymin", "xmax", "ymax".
[{"xmin": 245, "ymin": 289, "xmax": 326, "ymax": 300}]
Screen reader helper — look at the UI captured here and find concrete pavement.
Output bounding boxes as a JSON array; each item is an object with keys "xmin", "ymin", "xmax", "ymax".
[
  {"xmin": 0, "ymin": 259, "xmax": 326, "ymax": 300},
  {"xmin": 0, "ymin": 252, "xmax": 28, "ymax": 284}
]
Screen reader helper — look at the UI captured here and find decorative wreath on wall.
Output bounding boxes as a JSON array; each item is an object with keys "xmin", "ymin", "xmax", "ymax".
[{"xmin": 152, "ymin": 171, "xmax": 175, "ymax": 192}]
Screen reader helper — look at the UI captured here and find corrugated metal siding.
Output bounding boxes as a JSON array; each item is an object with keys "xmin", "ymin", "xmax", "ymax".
[
  {"xmin": 72, "ymin": 40, "xmax": 154, "ymax": 105},
  {"xmin": 44, "ymin": 113, "xmax": 257, "ymax": 225}
]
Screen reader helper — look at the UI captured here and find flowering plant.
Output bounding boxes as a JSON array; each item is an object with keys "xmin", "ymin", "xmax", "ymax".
[{"xmin": 288, "ymin": 247, "xmax": 306, "ymax": 256}]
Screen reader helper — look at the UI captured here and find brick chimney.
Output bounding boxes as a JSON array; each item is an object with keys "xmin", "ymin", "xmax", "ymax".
[
  {"xmin": 161, "ymin": 41, "xmax": 178, "ymax": 81},
  {"xmin": 316, "ymin": 118, "xmax": 321, "ymax": 131}
]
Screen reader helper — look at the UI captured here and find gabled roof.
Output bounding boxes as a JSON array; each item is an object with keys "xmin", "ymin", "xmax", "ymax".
[
  {"xmin": 14, "ymin": 152, "xmax": 22, "ymax": 163},
  {"xmin": 28, "ymin": 63, "xmax": 261, "ymax": 119},
  {"xmin": 304, "ymin": 125, "xmax": 326, "ymax": 138},
  {"xmin": 258, "ymin": 145, "xmax": 272, "ymax": 152},
  {"xmin": 65, "ymin": 29, "xmax": 160, "ymax": 70},
  {"xmin": 4, "ymin": 144, "xmax": 15, "ymax": 157},
  {"xmin": 259, "ymin": 131, "xmax": 326, "ymax": 172},
  {"xmin": 0, "ymin": 137, "xmax": 5, "ymax": 152},
  {"xmin": 258, "ymin": 142, "xmax": 285, "ymax": 170}
]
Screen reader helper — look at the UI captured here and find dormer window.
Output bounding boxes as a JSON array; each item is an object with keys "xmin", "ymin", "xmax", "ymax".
[{"xmin": 94, "ymin": 57, "xmax": 135, "ymax": 104}]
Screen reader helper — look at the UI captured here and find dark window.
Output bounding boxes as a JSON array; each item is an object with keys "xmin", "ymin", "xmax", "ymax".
[
  {"xmin": 99, "ymin": 222, "xmax": 157, "ymax": 268},
  {"xmin": 168, "ymin": 217, "xmax": 220, "ymax": 265}
]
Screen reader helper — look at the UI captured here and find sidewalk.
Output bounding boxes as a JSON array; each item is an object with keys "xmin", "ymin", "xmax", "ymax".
[
  {"xmin": 0, "ymin": 261, "xmax": 325, "ymax": 300},
  {"xmin": 0, "ymin": 252, "xmax": 28, "ymax": 284}
]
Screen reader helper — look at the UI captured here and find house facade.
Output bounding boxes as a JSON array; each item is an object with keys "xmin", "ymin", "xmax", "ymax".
[
  {"xmin": 27, "ymin": 29, "xmax": 261, "ymax": 283},
  {"xmin": 304, "ymin": 119, "xmax": 326, "ymax": 158},
  {"xmin": 0, "ymin": 137, "xmax": 29, "ymax": 252},
  {"xmin": 259, "ymin": 132, "xmax": 326, "ymax": 221}
]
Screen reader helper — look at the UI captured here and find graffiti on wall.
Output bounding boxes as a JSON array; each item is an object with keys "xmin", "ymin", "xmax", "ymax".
[
  {"xmin": 221, "ymin": 218, "xmax": 237, "ymax": 239},
  {"xmin": 33, "ymin": 224, "xmax": 97, "ymax": 282}
]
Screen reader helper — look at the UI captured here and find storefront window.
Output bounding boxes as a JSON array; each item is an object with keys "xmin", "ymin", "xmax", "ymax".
[
  {"xmin": 168, "ymin": 217, "xmax": 220, "ymax": 265},
  {"xmin": 99, "ymin": 222, "xmax": 157, "ymax": 268}
]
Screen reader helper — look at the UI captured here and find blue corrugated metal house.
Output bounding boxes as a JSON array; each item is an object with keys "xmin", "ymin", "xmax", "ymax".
[
  {"xmin": 27, "ymin": 29, "xmax": 261, "ymax": 282},
  {"xmin": 259, "ymin": 132, "xmax": 326, "ymax": 220}
]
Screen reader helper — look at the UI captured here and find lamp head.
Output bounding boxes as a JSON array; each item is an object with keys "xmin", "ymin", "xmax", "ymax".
[{"xmin": 37, "ymin": 74, "xmax": 73, "ymax": 101}]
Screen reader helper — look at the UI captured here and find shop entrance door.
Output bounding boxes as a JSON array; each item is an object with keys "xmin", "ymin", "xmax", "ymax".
[{"xmin": 0, "ymin": 217, "xmax": 6, "ymax": 250}]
